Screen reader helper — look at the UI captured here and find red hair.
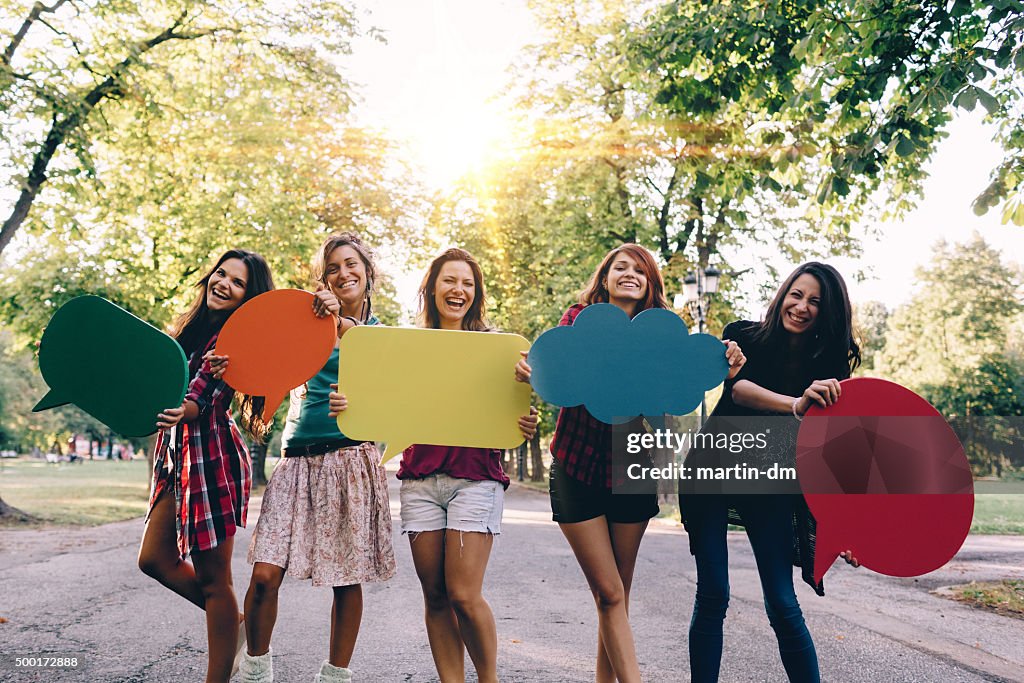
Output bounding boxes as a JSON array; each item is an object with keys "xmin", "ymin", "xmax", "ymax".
[{"xmin": 579, "ymin": 243, "xmax": 669, "ymax": 311}]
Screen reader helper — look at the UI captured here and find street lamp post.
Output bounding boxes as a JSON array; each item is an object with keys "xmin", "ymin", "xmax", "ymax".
[{"xmin": 675, "ymin": 267, "xmax": 720, "ymax": 426}]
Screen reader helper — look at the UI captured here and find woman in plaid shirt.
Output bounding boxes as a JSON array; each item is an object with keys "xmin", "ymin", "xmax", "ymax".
[
  {"xmin": 138, "ymin": 249, "xmax": 275, "ymax": 683},
  {"xmin": 516, "ymin": 243, "xmax": 743, "ymax": 683}
]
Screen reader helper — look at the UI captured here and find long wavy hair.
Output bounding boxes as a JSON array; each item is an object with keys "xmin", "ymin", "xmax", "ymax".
[
  {"xmin": 169, "ymin": 249, "xmax": 275, "ymax": 440},
  {"xmin": 752, "ymin": 262, "xmax": 861, "ymax": 378},
  {"xmin": 579, "ymin": 243, "xmax": 670, "ymax": 312},
  {"xmin": 311, "ymin": 232, "xmax": 377, "ymax": 322},
  {"xmin": 416, "ymin": 248, "xmax": 493, "ymax": 331}
]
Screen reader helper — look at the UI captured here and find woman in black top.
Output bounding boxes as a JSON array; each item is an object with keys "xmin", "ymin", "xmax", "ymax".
[{"xmin": 680, "ymin": 262, "xmax": 861, "ymax": 683}]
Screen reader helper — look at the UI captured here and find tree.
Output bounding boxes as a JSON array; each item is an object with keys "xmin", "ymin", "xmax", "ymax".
[
  {"xmin": 875, "ymin": 234, "xmax": 1022, "ymax": 391},
  {"xmin": 873, "ymin": 235, "xmax": 1022, "ymax": 476},
  {"xmin": 0, "ymin": 0, "xmax": 366, "ymax": 257},
  {"xmin": 462, "ymin": 0, "xmax": 874, "ymax": 332},
  {"xmin": 642, "ymin": 0, "xmax": 1024, "ymax": 225},
  {"xmin": 0, "ymin": 31, "xmax": 430, "ymax": 346},
  {"xmin": 854, "ymin": 300, "xmax": 889, "ymax": 373}
]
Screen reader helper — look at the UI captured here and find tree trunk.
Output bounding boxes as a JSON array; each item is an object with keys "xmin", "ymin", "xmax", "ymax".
[
  {"xmin": 529, "ymin": 431, "xmax": 545, "ymax": 482},
  {"xmin": 501, "ymin": 449, "xmax": 515, "ymax": 477},
  {"xmin": 250, "ymin": 440, "xmax": 268, "ymax": 486},
  {"xmin": 0, "ymin": 493, "xmax": 34, "ymax": 523}
]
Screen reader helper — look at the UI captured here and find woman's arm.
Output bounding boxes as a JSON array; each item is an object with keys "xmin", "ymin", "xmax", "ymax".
[
  {"xmin": 731, "ymin": 380, "xmax": 798, "ymax": 414},
  {"xmin": 732, "ymin": 378, "xmax": 842, "ymax": 416}
]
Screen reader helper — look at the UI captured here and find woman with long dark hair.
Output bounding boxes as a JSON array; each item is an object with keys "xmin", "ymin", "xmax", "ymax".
[
  {"xmin": 680, "ymin": 262, "xmax": 861, "ymax": 683},
  {"xmin": 239, "ymin": 232, "xmax": 396, "ymax": 683},
  {"xmin": 139, "ymin": 249, "xmax": 274, "ymax": 683}
]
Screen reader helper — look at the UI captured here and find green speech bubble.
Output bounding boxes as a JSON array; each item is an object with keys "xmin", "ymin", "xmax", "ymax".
[{"xmin": 34, "ymin": 296, "xmax": 189, "ymax": 437}]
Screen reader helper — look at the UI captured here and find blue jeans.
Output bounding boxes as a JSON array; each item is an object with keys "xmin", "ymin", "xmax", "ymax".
[{"xmin": 685, "ymin": 495, "xmax": 819, "ymax": 682}]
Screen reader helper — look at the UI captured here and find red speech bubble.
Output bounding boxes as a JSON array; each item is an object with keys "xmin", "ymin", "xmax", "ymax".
[
  {"xmin": 215, "ymin": 290, "xmax": 336, "ymax": 422},
  {"xmin": 796, "ymin": 378, "xmax": 974, "ymax": 583}
]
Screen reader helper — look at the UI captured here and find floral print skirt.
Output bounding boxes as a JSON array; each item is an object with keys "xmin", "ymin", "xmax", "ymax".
[{"xmin": 247, "ymin": 441, "xmax": 396, "ymax": 587}]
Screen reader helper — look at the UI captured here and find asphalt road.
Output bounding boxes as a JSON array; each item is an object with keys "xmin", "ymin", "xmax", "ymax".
[{"xmin": 1, "ymin": 476, "xmax": 1022, "ymax": 682}]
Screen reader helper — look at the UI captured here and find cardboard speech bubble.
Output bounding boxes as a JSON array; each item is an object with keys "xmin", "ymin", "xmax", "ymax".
[
  {"xmin": 527, "ymin": 303, "xmax": 729, "ymax": 424},
  {"xmin": 337, "ymin": 326, "xmax": 531, "ymax": 462},
  {"xmin": 215, "ymin": 289, "xmax": 336, "ymax": 422},
  {"xmin": 33, "ymin": 295, "xmax": 189, "ymax": 437},
  {"xmin": 796, "ymin": 377, "xmax": 974, "ymax": 582}
]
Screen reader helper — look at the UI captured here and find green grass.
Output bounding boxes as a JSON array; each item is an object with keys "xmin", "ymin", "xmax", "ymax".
[
  {"xmin": 0, "ymin": 458, "xmax": 151, "ymax": 526},
  {"xmin": 971, "ymin": 494, "xmax": 1024, "ymax": 535},
  {"xmin": 947, "ymin": 580, "xmax": 1024, "ymax": 619},
  {"xmin": 661, "ymin": 496, "xmax": 1024, "ymax": 535}
]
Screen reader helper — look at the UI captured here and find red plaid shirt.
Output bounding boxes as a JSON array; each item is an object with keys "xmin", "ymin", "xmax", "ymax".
[
  {"xmin": 149, "ymin": 334, "xmax": 250, "ymax": 559},
  {"xmin": 549, "ymin": 304, "xmax": 616, "ymax": 488}
]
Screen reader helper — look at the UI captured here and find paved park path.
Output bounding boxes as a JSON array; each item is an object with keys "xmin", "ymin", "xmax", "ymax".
[{"xmin": 1, "ymin": 475, "xmax": 1022, "ymax": 682}]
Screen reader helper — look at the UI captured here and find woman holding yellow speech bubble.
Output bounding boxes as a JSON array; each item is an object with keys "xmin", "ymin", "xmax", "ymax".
[
  {"xmin": 139, "ymin": 249, "xmax": 274, "ymax": 683},
  {"xmin": 340, "ymin": 248, "xmax": 537, "ymax": 683},
  {"xmin": 239, "ymin": 232, "xmax": 395, "ymax": 683}
]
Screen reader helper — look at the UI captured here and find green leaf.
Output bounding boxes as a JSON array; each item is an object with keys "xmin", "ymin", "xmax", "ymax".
[
  {"xmin": 895, "ymin": 135, "xmax": 916, "ymax": 157},
  {"xmin": 975, "ymin": 88, "xmax": 999, "ymax": 114},
  {"xmin": 955, "ymin": 86, "xmax": 978, "ymax": 111}
]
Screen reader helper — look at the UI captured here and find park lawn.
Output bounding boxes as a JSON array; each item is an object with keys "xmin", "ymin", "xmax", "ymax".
[
  {"xmin": 0, "ymin": 458, "xmax": 151, "ymax": 526},
  {"xmin": 656, "ymin": 494, "xmax": 1024, "ymax": 535},
  {"xmin": 971, "ymin": 494, "xmax": 1024, "ymax": 535}
]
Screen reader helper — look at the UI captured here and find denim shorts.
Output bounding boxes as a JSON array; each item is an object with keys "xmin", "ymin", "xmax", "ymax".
[{"xmin": 399, "ymin": 474, "xmax": 504, "ymax": 535}]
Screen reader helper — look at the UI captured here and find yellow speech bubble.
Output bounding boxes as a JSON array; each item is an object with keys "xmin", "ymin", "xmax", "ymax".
[{"xmin": 337, "ymin": 326, "xmax": 531, "ymax": 462}]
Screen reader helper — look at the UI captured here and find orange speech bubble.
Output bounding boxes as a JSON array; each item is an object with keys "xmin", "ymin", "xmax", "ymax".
[{"xmin": 215, "ymin": 289, "xmax": 336, "ymax": 422}]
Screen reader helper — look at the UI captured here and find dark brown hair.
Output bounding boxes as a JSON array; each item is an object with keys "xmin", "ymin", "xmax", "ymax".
[
  {"xmin": 753, "ymin": 262, "xmax": 861, "ymax": 377},
  {"xmin": 579, "ymin": 243, "xmax": 670, "ymax": 312},
  {"xmin": 311, "ymin": 232, "xmax": 377, "ymax": 322},
  {"xmin": 416, "ymin": 248, "xmax": 492, "ymax": 331},
  {"xmin": 169, "ymin": 249, "xmax": 275, "ymax": 441}
]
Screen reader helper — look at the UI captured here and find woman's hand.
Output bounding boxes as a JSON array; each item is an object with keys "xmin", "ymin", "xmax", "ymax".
[
  {"xmin": 723, "ymin": 339, "xmax": 746, "ymax": 380},
  {"xmin": 518, "ymin": 406, "xmax": 539, "ymax": 441},
  {"xmin": 202, "ymin": 350, "xmax": 229, "ymax": 380},
  {"xmin": 312, "ymin": 285, "xmax": 341, "ymax": 318},
  {"xmin": 514, "ymin": 351, "xmax": 532, "ymax": 383},
  {"xmin": 328, "ymin": 383, "xmax": 348, "ymax": 418},
  {"xmin": 795, "ymin": 378, "xmax": 842, "ymax": 414},
  {"xmin": 156, "ymin": 405, "xmax": 185, "ymax": 430},
  {"xmin": 840, "ymin": 550, "xmax": 860, "ymax": 568}
]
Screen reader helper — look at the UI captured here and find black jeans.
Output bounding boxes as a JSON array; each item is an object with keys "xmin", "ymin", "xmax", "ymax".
[{"xmin": 684, "ymin": 495, "xmax": 819, "ymax": 682}]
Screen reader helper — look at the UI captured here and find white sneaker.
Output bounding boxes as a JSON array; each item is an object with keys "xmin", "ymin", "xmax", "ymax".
[
  {"xmin": 313, "ymin": 660, "xmax": 352, "ymax": 683},
  {"xmin": 238, "ymin": 648, "xmax": 273, "ymax": 683}
]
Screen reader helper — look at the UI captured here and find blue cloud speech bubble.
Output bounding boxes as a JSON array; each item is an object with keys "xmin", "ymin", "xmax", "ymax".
[{"xmin": 527, "ymin": 303, "xmax": 729, "ymax": 424}]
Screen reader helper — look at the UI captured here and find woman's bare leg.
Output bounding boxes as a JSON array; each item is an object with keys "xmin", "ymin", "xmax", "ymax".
[
  {"xmin": 243, "ymin": 562, "xmax": 285, "ymax": 656},
  {"xmin": 409, "ymin": 531, "xmax": 465, "ymax": 682},
  {"xmin": 329, "ymin": 583, "xmax": 363, "ymax": 667},
  {"xmin": 192, "ymin": 540, "xmax": 239, "ymax": 683},
  {"xmin": 559, "ymin": 517, "xmax": 643, "ymax": 683},
  {"xmin": 444, "ymin": 531, "xmax": 497, "ymax": 683}
]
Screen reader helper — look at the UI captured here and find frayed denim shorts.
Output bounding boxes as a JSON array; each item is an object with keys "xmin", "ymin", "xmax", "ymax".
[{"xmin": 399, "ymin": 473, "xmax": 504, "ymax": 535}]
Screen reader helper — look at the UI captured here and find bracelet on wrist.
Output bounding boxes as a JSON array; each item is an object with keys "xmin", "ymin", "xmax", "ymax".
[
  {"xmin": 792, "ymin": 398, "xmax": 803, "ymax": 422},
  {"xmin": 336, "ymin": 315, "xmax": 360, "ymax": 332}
]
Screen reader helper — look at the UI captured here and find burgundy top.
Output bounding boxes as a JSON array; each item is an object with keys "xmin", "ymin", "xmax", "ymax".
[{"xmin": 397, "ymin": 444, "xmax": 511, "ymax": 489}]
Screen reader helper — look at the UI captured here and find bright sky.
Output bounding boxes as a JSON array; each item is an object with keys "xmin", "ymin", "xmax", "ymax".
[
  {"xmin": 346, "ymin": 1, "xmax": 1021, "ymax": 319},
  {"xmin": 348, "ymin": 0, "xmax": 536, "ymax": 189}
]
